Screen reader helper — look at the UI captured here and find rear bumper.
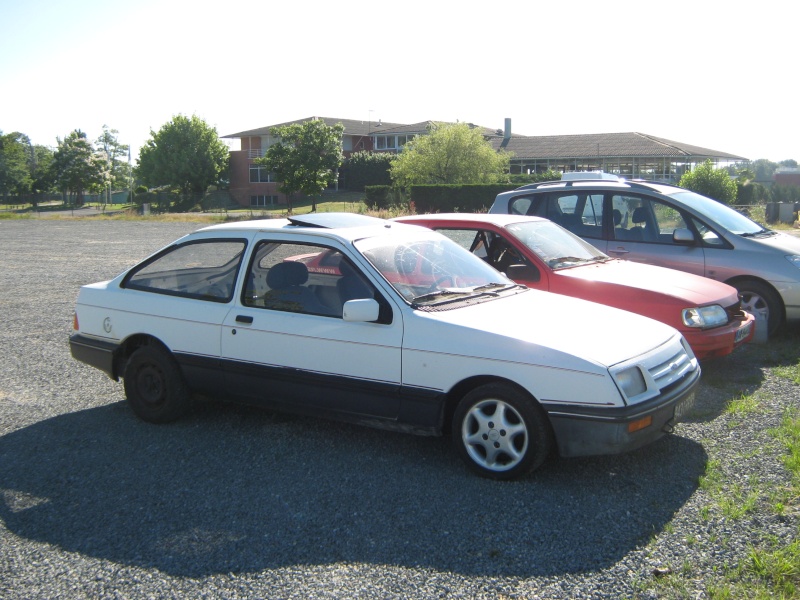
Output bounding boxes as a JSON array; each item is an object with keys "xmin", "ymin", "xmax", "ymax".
[
  {"xmin": 542, "ymin": 365, "xmax": 701, "ymax": 458},
  {"xmin": 69, "ymin": 333, "xmax": 120, "ymax": 380},
  {"xmin": 682, "ymin": 311, "xmax": 755, "ymax": 360}
]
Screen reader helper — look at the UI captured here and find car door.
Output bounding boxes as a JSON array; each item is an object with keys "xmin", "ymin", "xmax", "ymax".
[
  {"xmin": 604, "ymin": 194, "xmax": 706, "ymax": 276},
  {"xmin": 220, "ymin": 236, "xmax": 404, "ymax": 420},
  {"xmin": 119, "ymin": 236, "xmax": 248, "ymax": 396}
]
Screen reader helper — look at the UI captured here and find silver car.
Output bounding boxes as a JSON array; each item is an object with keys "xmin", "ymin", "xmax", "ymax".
[{"xmin": 490, "ymin": 177, "xmax": 800, "ymax": 336}]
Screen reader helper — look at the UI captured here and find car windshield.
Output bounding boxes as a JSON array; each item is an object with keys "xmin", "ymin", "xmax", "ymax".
[
  {"xmin": 355, "ymin": 230, "xmax": 514, "ymax": 305},
  {"xmin": 668, "ymin": 190, "xmax": 767, "ymax": 235},
  {"xmin": 506, "ymin": 220, "xmax": 608, "ymax": 269}
]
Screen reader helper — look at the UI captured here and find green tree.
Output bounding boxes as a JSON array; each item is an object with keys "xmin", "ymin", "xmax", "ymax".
[
  {"xmin": 96, "ymin": 125, "xmax": 131, "ymax": 203},
  {"xmin": 390, "ymin": 122, "xmax": 511, "ymax": 186},
  {"xmin": 0, "ymin": 131, "xmax": 33, "ymax": 200},
  {"xmin": 751, "ymin": 158, "xmax": 779, "ymax": 183},
  {"xmin": 734, "ymin": 166, "xmax": 768, "ymax": 205},
  {"xmin": 53, "ymin": 130, "xmax": 110, "ymax": 206},
  {"xmin": 678, "ymin": 159, "xmax": 737, "ymax": 204},
  {"xmin": 257, "ymin": 119, "xmax": 345, "ymax": 212},
  {"xmin": 137, "ymin": 115, "xmax": 229, "ymax": 207},
  {"xmin": 30, "ymin": 144, "xmax": 56, "ymax": 205}
]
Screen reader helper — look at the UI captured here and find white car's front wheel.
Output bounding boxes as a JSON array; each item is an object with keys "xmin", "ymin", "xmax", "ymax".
[{"xmin": 453, "ymin": 383, "xmax": 552, "ymax": 480}]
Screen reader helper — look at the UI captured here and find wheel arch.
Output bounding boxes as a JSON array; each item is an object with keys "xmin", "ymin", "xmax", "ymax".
[
  {"xmin": 725, "ymin": 275, "xmax": 785, "ymax": 321},
  {"xmin": 112, "ymin": 334, "xmax": 172, "ymax": 379},
  {"xmin": 442, "ymin": 375, "xmax": 549, "ymax": 435}
]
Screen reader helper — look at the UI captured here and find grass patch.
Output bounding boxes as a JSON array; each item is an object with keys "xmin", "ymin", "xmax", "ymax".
[
  {"xmin": 726, "ymin": 392, "xmax": 761, "ymax": 418},
  {"xmin": 773, "ymin": 361, "xmax": 800, "ymax": 385},
  {"xmin": 652, "ymin": 403, "xmax": 800, "ymax": 597}
]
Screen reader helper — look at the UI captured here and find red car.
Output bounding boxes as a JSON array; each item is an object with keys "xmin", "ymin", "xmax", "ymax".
[{"xmin": 395, "ymin": 213, "xmax": 755, "ymax": 360}]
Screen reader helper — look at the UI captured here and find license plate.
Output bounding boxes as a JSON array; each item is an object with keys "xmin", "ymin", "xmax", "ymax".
[
  {"xmin": 674, "ymin": 392, "xmax": 695, "ymax": 421},
  {"xmin": 735, "ymin": 321, "xmax": 753, "ymax": 343}
]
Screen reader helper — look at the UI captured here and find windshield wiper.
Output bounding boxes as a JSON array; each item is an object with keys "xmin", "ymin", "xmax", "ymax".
[
  {"xmin": 549, "ymin": 256, "xmax": 595, "ymax": 268},
  {"xmin": 472, "ymin": 282, "xmax": 518, "ymax": 292},
  {"xmin": 739, "ymin": 226, "xmax": 776, "ymax": 237},
  {"xmin": 411, "ymin": 289, "xmax": 473, "ymax": 305},
  {"xmin": 411, "ymin": 284, "xmax": 515, "ymax": 306}
]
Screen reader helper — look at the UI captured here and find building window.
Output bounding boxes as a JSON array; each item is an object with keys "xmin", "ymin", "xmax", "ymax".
[
  {"xmin": 249, "ymin": 166, "xmax": 274, "ymax": 183},
  {"xmin": 250, "ymin": 195, "xmax": 278, "ymax": 207},
  {"xmin": 374, "ymin": 135, "xmax": 398, "ymax": 150}
]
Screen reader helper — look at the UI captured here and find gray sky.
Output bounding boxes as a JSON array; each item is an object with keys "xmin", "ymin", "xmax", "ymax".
[{"xmin": 2, "ymin": 0, "xmax": 797, "ymax": 163}]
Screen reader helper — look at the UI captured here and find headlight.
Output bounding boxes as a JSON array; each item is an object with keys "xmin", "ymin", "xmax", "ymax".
[
  {"xmin": 615, "ymin": 366, "xmax": 646, "ymax": 398},
  {"xmin": 682, "ymin": 305, "xmax": 728, "ymax": 329},
  {"xmin": 786, "ymin": 255, "xmax": 800, "ymax": 270}
]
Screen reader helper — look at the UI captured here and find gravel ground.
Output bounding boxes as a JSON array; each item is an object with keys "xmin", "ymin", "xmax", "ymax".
[{"xmin": 0, "ymin": 218, "xmax": 797, "ymax": 599}]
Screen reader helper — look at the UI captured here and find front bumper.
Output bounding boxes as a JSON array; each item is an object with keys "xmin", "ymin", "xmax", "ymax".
[
  {"xmin": 683, "ymin": 311, "xmax": 755, "ymax": 361},
  {"xmin": 541, "ymin": 364, "xmax": 701, "ymax": 458}
]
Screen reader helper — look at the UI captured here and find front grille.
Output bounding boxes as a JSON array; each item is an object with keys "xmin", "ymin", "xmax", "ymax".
[
  {"xmin": 648, "ymin": 344, "xmax": 695, "ymax": 391},
  {"xmin": 725, "ymin": 299, "xmax": 745, "ymax": 322}
]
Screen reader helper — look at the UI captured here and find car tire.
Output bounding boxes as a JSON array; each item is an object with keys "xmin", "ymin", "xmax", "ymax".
[
  {"xmin": 452, "ymin": 383, "xmax": 552, "ymax": 480},
  {"xmin": 735, "ymin": 279, "xmax": 782, "ymax": 337},
  {"xmin": 123, "ymin": 345, "xmax": 192, "ymax": 423}
]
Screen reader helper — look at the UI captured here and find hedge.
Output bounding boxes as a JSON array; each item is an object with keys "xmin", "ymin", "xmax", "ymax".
[{"xmin": 365, "ymin": 184, "xmax": 525, "ymax": 213}]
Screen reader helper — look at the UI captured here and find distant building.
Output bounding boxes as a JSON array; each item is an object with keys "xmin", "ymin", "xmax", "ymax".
[
  {"xmin": 223, "ymin": 117, "xmax": 746, "ymax": 208},
  {"xmin": 774, "ymin": 167, "xmax": 800, "ymax": 187}
]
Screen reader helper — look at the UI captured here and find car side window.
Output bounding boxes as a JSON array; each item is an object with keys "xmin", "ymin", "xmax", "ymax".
[
  {"xmin": 611, "ymin": 196, "xmax": 690, "ymax": 244},
  {"xmin": 243, "ymin": 241, "xmax": 383, "ymax": 319},
  {"xmin": 610, "ymin": 194, "xmax": 643, "ymax": 241},
  {"xmin": 508, "ymin": 196, "xmax": 532, "ymax": 215},
  {"xmin": 123, "ymin": 239, "xmax": 246, "ymax": 302},
  {"xmin": 541, "ymin": 193, "xmax": 603, "ymax": 240}
]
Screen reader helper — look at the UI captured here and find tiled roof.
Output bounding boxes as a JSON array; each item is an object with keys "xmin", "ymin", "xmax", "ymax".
[
  {"xmin": 224, "ymin": 118, "xmax": 745, "ymax": 161},
  {"xmin": 224, "ymin": 116, "xmax": 407, "ymax": 138},
  {"xmin": 488, "ymin": 131, "xmax": 746, "ymax": 161}
]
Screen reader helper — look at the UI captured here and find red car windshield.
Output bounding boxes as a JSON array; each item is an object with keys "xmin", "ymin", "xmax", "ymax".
[
  {"xmin": 506, "ymin": 220, "xmax": 609, "ymax": 270},
  {"xmin": 355, "ymin": 231, "xmax": 511, "ymax": 304}
]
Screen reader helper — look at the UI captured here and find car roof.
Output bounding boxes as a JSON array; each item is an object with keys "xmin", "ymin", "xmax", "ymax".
[
  {"xmin": 395, "ymin": 213, "xmax": 550, "ymax": 227},
  {"xmin": 194, "ymin": 213, "xmax": 422, "ymax": 243}
]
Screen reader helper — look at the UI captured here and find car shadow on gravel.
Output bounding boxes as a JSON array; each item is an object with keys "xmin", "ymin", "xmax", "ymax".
[{"xmin": 0, "ymin": 399, "xmax": 707, "ymax": 579}]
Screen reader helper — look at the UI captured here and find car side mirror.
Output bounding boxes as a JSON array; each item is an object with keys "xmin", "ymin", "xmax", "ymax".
[
  {"xmin": 506, "ymin": 264, "xmax": 540, "ymax": 283},
  {"xmin": 673, "ymin": 228, "xmax": 695, "ymax": 245},
  {"xmin": 343, "ymin": 298, "xmax": 380, "ymax": 322}
]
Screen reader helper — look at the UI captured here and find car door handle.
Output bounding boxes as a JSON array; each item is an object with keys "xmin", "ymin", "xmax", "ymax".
[
  {"xmin": 235, "ymin": 315, "xmax": 253, "ymax": 324},
  {"xmin": 608, "ymin": 247, "xmax": 630, "ymax": 255}
]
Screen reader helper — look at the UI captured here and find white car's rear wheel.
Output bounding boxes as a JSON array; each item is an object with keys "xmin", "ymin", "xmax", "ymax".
[
  {"xmin": 453, "ymin": 383, "xmax": 552, "ymax": 480},
  {"xmin": 123, "ymin": 345, "xmax": 192, "ymax": 423}
]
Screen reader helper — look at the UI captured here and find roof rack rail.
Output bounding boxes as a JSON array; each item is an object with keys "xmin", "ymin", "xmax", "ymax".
[{"xmin": 511, "ymin": 178, "xmax": 667, "ymax": 193}]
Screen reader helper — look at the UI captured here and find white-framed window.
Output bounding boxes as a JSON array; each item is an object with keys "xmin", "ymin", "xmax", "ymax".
[
  {"xmin": 374, "ymin": 135, "xmax": 397, "ymax": 150},
  {"xmin": 249, "ymin": 166, "xmax": 274, "ymax": 183},
  {"xmin": 250, "ymin": 195, "xmax": 278, "ymax": 207}
]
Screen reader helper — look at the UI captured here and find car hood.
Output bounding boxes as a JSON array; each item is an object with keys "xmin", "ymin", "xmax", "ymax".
[
  {"xmin": 406, "ymin": 288, "xmax": 680, "ymax": 369},
  {"xmin": 742, "ymin": 230, "xmax": 800, "ymax": 254},
  {"xmin": 558, "ymin": 259, "xmax": 740, "ymax": 306}
]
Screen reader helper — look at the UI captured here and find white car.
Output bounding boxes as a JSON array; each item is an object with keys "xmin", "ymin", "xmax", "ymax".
[{"xmin": 70, "ymin": 213, "xmax": 700, "ymax": 479}]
